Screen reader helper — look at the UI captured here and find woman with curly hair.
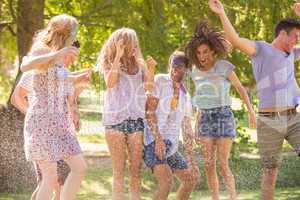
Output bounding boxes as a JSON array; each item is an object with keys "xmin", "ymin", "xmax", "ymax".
[
  {"xmin": 185, "ymin": 21, "xmax": 256, "ymax": 200},
  {"xmin": 97, "ymin": 27, "xmax": 155, "ymax": 200}
]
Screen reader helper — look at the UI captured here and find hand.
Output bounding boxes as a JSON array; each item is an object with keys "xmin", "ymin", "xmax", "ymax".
[
  {"xmin": 115, "ymin": 39, "xmax": 125, "ymax": 60},
  {"xmin": 145, "ymin": 56, "xmax": 157, "ymax": 73},
  {"xmin": 294, "ymin": 3, "xmax": 300, "ymax": 17},
  {"xmin": 76, "ymin": 69, "xmax": 92, "ymax": 85},
  {"xmin": 72, "ymin": 110, "xmax": 81, "ymax": 132},
  {"xmin": 248, "ymin": 110, "xmax": 257, "ymax": 129},
  {"xmin": 208, "ymin": 0, "xmax": 225, "ymax": 15},
  {"xmin": 55, "ymin": 47, "xmax": 79, "ymax": 61},
  {"xmin": 155, "ymin": 135, "xmax": 166, "ymax": 160}
]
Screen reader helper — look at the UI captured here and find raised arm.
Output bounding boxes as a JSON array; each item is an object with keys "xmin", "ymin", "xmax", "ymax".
[
  {"xmin": 21, "ymin": 46, "xmax": 79, "ymax": 72},
  {"xmin": 102, "ymin": 39, "xmax": 124, "ymax": 89},
  {"xmin": 143, "ymin": 56, "xmax": 157, "ymax": 92},
  {"xmin": 208, "ymin": 0, "xmax": 257, "ymax": 57}
]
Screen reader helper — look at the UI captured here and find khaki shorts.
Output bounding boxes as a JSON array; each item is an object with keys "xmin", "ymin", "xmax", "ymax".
[{"xmin": 257, "ymin": 113, "xmax": 300, "ymax": 168}]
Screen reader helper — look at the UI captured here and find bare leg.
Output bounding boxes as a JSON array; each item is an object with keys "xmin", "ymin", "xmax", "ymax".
[
  {"xmin": 152, "ymin": 164, "xmax": 173, "ymax": 200},
  {"xmin": 127, "ymin": 132, "xmax": 143, "ymax": 200},
  {"xmin": 36, "ymin": 161, "xmax": 57, "ymax": 200},
  {"xmin": 174, "ymin": 166, "xmax": 200, "ymax": 200},
  {"xmin": 261, "ymin": 167, "xmax": 278, "ymax": 200},
  {"xmin": 105, "ymin": 130, "xmax": 127, "ymax": 200},
  {"xmin": 216, "ymin": 138, "xmax": 236, "ymax": 200},
  {"xmin": 60, "ymin": 154, "xmax": 87, "ymax": 200},
  {"xmin": 31, "ymin": 183, "xmax": 40, "ymax": 200},
  {"xmin": 198, "ymin": 137, "xmax": 219, "ymax": 200}
]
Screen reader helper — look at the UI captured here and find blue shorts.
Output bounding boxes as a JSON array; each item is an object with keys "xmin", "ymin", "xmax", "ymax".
[
  {"xmin": 143, "ymin": 140, "xmax": 188, "ymax": 172},
  {"xmin": 198, "ymin": 106, "xmax": 236, "ymax": 138},
  {"xmin": 105, "ymin": 118, "xmax": 144, "ymax": 134}
]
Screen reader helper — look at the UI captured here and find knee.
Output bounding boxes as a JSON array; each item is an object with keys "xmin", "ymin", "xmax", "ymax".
[
  {"xmin": 72, "ymin": 160, "xmax": 87, "ymax": 177},
  {"xmin": 158, "ymin": 177, "xmax": 173, "ymax": 192},
  {"xmin": 184, "ymin": 170, "xmax": 200, "ymax": 187},
  {"xmin": 204, "ymin": 159, "xmax": 216, "ymax": 170},
  {"xmin": 192, "ymin": 170, "xmax": 201, "ymax": 185},
  {"xmin": 219, "ymin": 162, "xmax": 232, "ymax": 177},
  {"xmin": 129, "ymin": 163, "xmax": 142, "ymax": 179},
  {"xmin": 43, "ymin": 173, "xmax": 59, "ymax": 188}
]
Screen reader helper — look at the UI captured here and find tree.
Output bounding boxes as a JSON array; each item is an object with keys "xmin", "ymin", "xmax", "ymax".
[{"xmin": 0, "ymin": 0, "xmax": 45, "ymax": 192}]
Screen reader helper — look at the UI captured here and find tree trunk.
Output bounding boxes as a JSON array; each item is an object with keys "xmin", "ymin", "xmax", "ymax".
[{"xmin": 0, "ymin": 0, "xmax": 44, "ymax": 192}]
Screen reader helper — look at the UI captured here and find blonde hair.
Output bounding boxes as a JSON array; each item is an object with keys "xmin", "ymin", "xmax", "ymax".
[
  {"xmin": 97, "ymin": 27, "xmax": 145, "ymax": 73},
  {"xmin": 29, "ymin": 14, "xmax": 78, "ymax": 54}
]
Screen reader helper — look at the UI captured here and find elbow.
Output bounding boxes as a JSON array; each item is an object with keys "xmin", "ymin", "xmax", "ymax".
[
  {"xmin": 20, "ymin": 62, "xmax": 29, "ymax": 72},
  {"xmin": 10, "ymin": 95, "xmax": 16, "ymax": 107}
]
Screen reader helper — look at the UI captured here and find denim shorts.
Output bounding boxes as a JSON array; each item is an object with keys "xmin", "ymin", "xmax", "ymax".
[
  {"xmin": 105, "ymin": 118, "xmax": 144, "ymax": 134},
  {"xmin": 143, "ymin": 139, "xmax": 188, "ymax": 172},
  {"xmin": 198, "ymin": 106, "xmax": 236, "ymax": 138}
]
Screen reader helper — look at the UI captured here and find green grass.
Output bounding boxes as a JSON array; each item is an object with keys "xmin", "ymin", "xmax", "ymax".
[
  {"xmin": 1, "ymin": 157, "xmax": 299, "ymax": 200},
  {"xmin": 78, "ymin": 134, "xmax": 106, "ymax": 144}
]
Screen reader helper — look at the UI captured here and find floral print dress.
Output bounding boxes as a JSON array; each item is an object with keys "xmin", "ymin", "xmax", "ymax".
[{"xmin": 23, "ymin": 65, "xmax": 81, "ymax": 162}]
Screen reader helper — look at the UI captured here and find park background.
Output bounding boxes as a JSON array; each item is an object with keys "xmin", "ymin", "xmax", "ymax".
[{"xmin": 0, "ymin": 0, "xmax": 300, "ymax": 199}]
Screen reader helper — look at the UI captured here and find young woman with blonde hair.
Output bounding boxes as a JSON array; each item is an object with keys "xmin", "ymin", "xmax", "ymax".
[
  {"xmin": 98, "ymin": 27, "xmax": 155, "ymax": 200},
  {"xmin": 20, "ymin": 14, "xmax": 89, "ymax": 200}
]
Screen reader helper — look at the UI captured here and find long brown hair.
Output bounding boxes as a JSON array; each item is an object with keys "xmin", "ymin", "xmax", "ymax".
[{"xmin": 185, "ymin": 21, "xmax": 231, "ymax": 68}]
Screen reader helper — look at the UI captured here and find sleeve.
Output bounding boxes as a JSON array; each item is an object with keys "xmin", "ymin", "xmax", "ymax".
[
  {"xmin": 17, "ymin": 72, "xmax": 33, "ymax": 92},
  {"xmin": 216, "ymin": 60, "xmax": 235, "ymax": 78},
  {"xmin": 293, "ymin": 47, "xmax": 300, "ymax": 61},
  {"xmin": 184, "ymin": 93, "xmax": 193, "ymax": 118},
  {"xmin": 151, "ymin": 74, "xmax": 163, "ymax": 98},
  {"xmin": 251, "ymin": 40, "xmax": 265, "ymax": 59}
]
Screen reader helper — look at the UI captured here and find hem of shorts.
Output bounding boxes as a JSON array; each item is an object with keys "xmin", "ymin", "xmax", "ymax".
[
  {"xmin": 198, "ymin": 134, "xmax": 235, "ymax": 139},
  {"xmin": 105, "ymin": 127, "xmax": 144, "ymax": 134}
]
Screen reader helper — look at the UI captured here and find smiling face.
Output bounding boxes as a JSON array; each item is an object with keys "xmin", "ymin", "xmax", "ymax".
[
  {"xmin": 196, "ymin": 43, "xmax": 216, "ymax": 69},
  {"xmin": 280, "ymin": 28, "xmax": 300, "ymax": 53},
  {"xmin": 170, "ymin": 65, "xmax": 187, "ymax": 83}
]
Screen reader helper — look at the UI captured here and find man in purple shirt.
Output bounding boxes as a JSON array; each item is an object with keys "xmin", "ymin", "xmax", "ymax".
[{"xmin": 210, "ymin": 0, "xmax": 300, "ymax": 199}]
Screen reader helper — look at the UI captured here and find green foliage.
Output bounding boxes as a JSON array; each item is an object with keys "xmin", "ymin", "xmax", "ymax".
[{"xmin": 1, "ymin": 0, "xmax": 299, "ymax": 95}]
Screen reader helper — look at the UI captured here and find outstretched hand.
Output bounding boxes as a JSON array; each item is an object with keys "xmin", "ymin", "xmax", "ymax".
[
  {"xmin": 294, "ymin": 3, "xmax": 300, "ymax": 17},
  {"xmin": 208, "ymin": 0, "xmax": 225, "ymax": 15}
]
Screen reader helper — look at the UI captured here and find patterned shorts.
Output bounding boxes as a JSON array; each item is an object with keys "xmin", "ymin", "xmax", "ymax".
[
  {"xmin": 106, "ymin": 118, "xmax": 144, "ymax": 134},
  {"xmin": 198, "ymin": 106, "xmax": 236, "ymax": 138},
  {"xmin": 34, "ymin": 160, "xmax": 70, "ymax": 185},
  {"xmin": 143, "ymin": 139, "xmax": 188, "ymax": 172}
]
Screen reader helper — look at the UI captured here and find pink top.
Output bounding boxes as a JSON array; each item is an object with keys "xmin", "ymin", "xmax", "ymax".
[{"xmin": 102, "ymin": 69, "xmax": 146, "ymax": 126}]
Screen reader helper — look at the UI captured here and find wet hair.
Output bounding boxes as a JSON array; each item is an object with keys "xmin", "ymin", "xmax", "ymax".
[
  {"xmin": 275, "ymin": 18, "xmax": 300, "ymax": 37},
  {"xmin": 97, "ymin": 27, "xmax": 145, "ymax": 73},
  {"xmin": 185, "ymin": 21, "xmax": 231, "ymax": 68}
]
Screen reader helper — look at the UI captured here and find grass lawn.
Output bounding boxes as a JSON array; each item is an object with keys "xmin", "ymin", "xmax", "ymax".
[
  {"xmin": 1, "ymin": 156, "xmax": 300, "ymax": 200},
  {"xmin": 1, "ymin": 166, "xmax": 299, "ymax": 200},
  {"xmin": 78, "ymin": 134, "xmax": 106, "ymax": 144}
]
